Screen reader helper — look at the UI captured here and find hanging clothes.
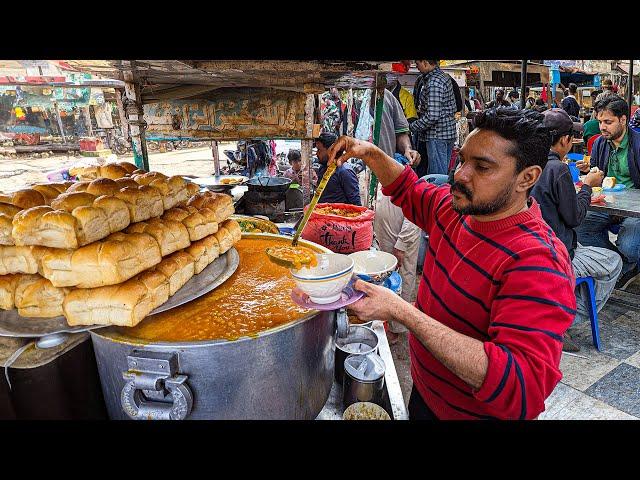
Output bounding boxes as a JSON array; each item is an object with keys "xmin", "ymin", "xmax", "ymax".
[{"xmin": 354, "ymin": 89, "xmax": 374, "ymax": 142}]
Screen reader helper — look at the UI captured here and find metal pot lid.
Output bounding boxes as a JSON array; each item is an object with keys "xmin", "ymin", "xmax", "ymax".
[{"xmin": 344, "ymin": 353, "xmax": 385, "ymax": 382}]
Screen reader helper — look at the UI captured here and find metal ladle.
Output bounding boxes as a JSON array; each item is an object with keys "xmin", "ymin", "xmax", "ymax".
[{"xmin": 265, "ymin": 162, "xmax": 338, "ymax": 268}]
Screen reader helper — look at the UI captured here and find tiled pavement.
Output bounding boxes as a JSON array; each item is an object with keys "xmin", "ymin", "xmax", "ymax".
[{"xmin": 390, "ymin": 276, "xmax": 640, "ymax": 420}]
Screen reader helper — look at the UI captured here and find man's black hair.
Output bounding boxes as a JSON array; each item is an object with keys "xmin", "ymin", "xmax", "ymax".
[
  {"xmin": 315, "ymin": 132, "xmax": 338, "ymax": 149},
  {"xmin": 287, "ymin": 149, "xmax": 301, "ymax": 162},
  {"xmin": 593, "ymin": 94, "xmax": 629, "ymax": 120},
  {"xmin": 508, "ymin": 90, "xmax": 519, "ymax": 99},
  {"xmin": 473, "ymin": 108, "xmax": 551, "ymax": 173},
  {"xmin": 550, "ymin": 129, "xmax": 572, "ymax": 146},
  {"xmin": 569, "ymin": 83, "xmax": 578, "ymax": 94}
]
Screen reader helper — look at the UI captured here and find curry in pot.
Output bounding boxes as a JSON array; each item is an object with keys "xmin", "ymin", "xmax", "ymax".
[{"xmin": 120, "ymin": 238, "xmax": 323, "ymax": 342}]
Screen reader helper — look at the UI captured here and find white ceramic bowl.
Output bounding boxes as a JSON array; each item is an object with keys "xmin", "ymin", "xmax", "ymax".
[
  {"xmin": 349, "ymin": 250, "xmax": 398, "ymax": 284},
  {"xmin": 290, "ymin": 254, "xmax": 354, "ymax": 304}
]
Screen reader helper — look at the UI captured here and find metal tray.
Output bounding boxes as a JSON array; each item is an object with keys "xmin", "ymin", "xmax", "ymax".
[
  {"xmin": 191, "ymin": 175, "xmax": 248, "ymax": 187},
  {"xmin": 149, "ymin": 247, "xmax": 239, "ymax": 315},
  {"xmin": 0, "ymin": 248, "xmax": 239, "ymax": 338}
]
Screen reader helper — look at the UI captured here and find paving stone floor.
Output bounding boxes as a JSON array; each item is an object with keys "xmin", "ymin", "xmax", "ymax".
[{"xmin": 390, "ymin": 274, "xmax": 640, "ymax": 420}]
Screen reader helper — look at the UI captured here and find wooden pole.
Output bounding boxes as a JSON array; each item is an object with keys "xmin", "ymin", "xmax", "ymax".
[
  {"xmin": 302, "ymin": 93, "xmax": 315, "ymax": 205},
  {"xmin": 114, "ymin": 89, "xmax": 128, "ymax": 138},
  {"xmin": 122, "ymin": 64, "xmax": 149, "ymax": 171},
  {"xmin": 212, "ymin": 140, "xmax": 220, "ymax": 176},
  {"xmin": 52, "ymin": 102, "xmax": 66, "ymax": 143},
  {"xmin": 520, "ymin": 60, "xmax": 528, "ymax": 109},
  {"xmin": 627, "ymin": 60, "xmax": 634, "ymax": 110}
]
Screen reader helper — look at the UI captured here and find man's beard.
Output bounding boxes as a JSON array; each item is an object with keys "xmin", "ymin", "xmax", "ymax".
[{"xmin": 451, "ymin": 180, "xmax": 515, "ymax": 216}]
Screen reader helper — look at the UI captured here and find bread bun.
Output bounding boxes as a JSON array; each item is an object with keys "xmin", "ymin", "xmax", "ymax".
[
  {"xmin": 50, "ymin": 192, "xmax": 97, "ymax": 212},
  {"xmin": 114, "ymin": 177, "xmax": 139, "ymax": 189},
  {"xmin": 116, "ymin": 162, "xmax": 138, "ymax": 175},
  {"xmin": 86, "ymin": 178, "xmax": 121, "ymax": 196},
  {"xmin": 40, "ymin": 232, "xmax": 162, "ymax": 288},
  {"xmin": 66, "ymin": 181, "xmax": 90, "ymax": 193},
  {"xmin": 0, "ymin": 274, "xmax": 20, "ymax": 309},
  {"xmin": 125, "ymin": 218, "xmax": 191, "ymax": 256},
  {"xmin": 0, "ymin": 245, "xmax": 49, "ymax": 275},
  {"xmin": 99, "ymin": 164, "xmax": 128, "ymax": 180},
  {"xmin": 186, "ymin": 233, "xmax": 220, "ymax": 274},
  {"xmin": 602, "ymin": 177, "xmax": 617, "ymax": 189},
  {"xmin": 12, "ymin": 206, "xmax": 79, "ymax": 249},
  {"xmin": 1, "ymin": 189, "xmax": 47, "ymax": 209},
  {"xmin": 153, "ymin": 251, "xmax": 195, "ymax": 295},
  {"xmin": 14, "ymin": 274, "xmax": 69, "ymax": 318}
]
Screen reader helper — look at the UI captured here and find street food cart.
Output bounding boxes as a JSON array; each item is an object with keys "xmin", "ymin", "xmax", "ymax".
[{"xmin": 0, "ymin": 60, "xmax": 408, "ymax": 420}]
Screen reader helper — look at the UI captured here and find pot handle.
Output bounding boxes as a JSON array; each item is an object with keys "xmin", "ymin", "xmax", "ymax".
[
  {"xmin": 336, "ymin": 308, "xmax": 349, "ymax": 339},
  {"xmin": 120, "ymin": 350, "xmax": 194, "ymax": 420}
]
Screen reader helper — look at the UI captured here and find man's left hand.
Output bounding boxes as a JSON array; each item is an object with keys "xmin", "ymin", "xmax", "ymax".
[
  {"xmin": 404, "ymin": 149, "xmax": 421, "ymax": 166},
  {"xmin": 348, "ymin": 279, "xmax": 404, "ymax": 322}
]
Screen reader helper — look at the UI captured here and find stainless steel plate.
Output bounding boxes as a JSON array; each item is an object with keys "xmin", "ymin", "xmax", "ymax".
[
  {"xmin": 191, "ymin": 175, "xmax": 248, "ymax": 187},
  {"xmin": 0, "ymin": 248, "xmax": 239, "ymax": 338}
]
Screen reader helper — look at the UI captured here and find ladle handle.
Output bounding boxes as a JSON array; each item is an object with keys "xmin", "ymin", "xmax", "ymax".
[{"xmin": 292, "ymin": 163, "xmax": 337, "ymax": 246}]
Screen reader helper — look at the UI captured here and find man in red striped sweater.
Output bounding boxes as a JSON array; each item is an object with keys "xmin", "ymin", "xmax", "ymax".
[{"xmin": 330, "ymin": 108, "xmax": 576, "ymax": 420}]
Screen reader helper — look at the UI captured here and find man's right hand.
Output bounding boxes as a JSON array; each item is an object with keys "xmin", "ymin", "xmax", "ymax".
[
  {"xmin": 576, "ymin": 159, "xmax": 591, "ymax": 173},
  {"xmin": 327, "ymin": 136, "xmax": 371, "ymax": 167},
  {"xmin": 327, "ymin": 135, "xmax": 405, "ymax": 187},
  {"xmin": 584, "ymin": 169, "xmax": 604, "ymax": 187}
]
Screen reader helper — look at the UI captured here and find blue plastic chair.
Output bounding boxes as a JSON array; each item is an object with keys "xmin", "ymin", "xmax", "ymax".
[{"xmin": 575, "ymin": 276, "xmax": 601, "ymax": 350}]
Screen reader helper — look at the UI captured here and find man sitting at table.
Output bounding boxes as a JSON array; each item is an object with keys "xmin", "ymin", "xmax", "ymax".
[
  {"xmin": 326, "ymin": 108, "xmax": 576, "ymax": 419},
  {"xmin": 315, "ymin": 132, "xmax": 362, "ymax": 206},
  {"xmin": 576, "ymin": 95, "xmax": 640, "ymax": 290},
  {"xmin": 531, "ymin": 109, "xmax": 623, "ymax": 352}
]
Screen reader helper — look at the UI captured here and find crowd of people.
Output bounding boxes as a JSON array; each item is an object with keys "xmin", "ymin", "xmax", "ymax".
[{"xmin": 280, "ymin": 62, "xmax": 639, "ymax": 419}]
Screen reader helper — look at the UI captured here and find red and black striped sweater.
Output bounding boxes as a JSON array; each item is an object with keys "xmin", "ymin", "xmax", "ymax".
[{"xmin": 383, "ymin": 166, "xmax": 576, "ymax": 420}]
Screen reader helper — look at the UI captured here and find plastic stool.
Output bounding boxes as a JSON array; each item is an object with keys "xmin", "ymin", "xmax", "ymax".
[{"xmin": 575, "ymin": 276, "xmax": 601, "ymax": 350}]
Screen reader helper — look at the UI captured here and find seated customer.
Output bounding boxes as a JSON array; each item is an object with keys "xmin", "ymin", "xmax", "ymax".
[
  {"xmin": 315, "ymin": 133, "xmax": 362, "ymax": 205},
  {"xmin": 531, "ymin": 109, "xmax": 623, "ymax": 351},
  {"xmin": 283, "ymin": 149, "xmax": 317, "ymax": 204},
  {"xmin": 575, "ymin": 95, "xmax": 640, "ymax": 289}
]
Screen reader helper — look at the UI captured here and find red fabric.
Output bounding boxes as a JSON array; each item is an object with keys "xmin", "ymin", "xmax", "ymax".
[
  {"xmin": 382, "ymin": 167, "xmax": 575, "ymax": 419},
  {"xmin": 392, "ymin": 62, "xmax": 409, "ymax": 73},
  {"xmin": 301, "ymin": 203, "xmax": 375, "ymax": 253},
  {"xmin": 587, "ymin": 134, "xmax": 601, "ymax": 155},
  {"xmin": 540, "ymin": 84, "xmax": 548, "ymax": 102}
]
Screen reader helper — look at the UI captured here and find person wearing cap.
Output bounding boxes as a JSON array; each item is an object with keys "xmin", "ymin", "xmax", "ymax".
[
  {"xmin": 595, "ymin": 79, "xmax": 615, "ymax": 104},
  {"xmin": 531, "ymin": 109, "xmax": 622, "ymax": 352},
  {"xmin": 575, "ymin": 95, "xmax": 640, "ymax": 290}
]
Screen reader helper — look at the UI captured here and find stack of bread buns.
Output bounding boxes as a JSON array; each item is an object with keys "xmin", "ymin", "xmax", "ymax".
[
  {"xmin": 69, "ymin": 161, "xmax": 138, "ymax": 181},
  {"xmin": 0, "ymin": 183, "xmax": 73, "ymax": 245},
  {"xmin": 62, "ymin": 218, "xmax": 241, "ymax": 327},
  {"xmin": 0, "ymin": 171, "xmax": 241, "ymax": 327}
]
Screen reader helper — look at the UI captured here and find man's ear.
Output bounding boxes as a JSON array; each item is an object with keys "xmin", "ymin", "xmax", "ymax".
[{"xmin": 517, "ymin": 165, "xmax": 542, "ymax": 193}]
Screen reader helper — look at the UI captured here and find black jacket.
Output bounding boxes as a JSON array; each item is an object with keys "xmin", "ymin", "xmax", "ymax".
[
  {"xmin": 531, "ymin": 151, "xmax": 592, "ymax": 258},
  {"xmin": 561, "ymin": 96, "xmax": 580, "ymax": 119}
]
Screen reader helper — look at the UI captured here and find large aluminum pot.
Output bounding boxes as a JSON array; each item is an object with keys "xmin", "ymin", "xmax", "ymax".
[{"xmin": 90, "ymin": 234, "xmax": 348, "ymax": 420}]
